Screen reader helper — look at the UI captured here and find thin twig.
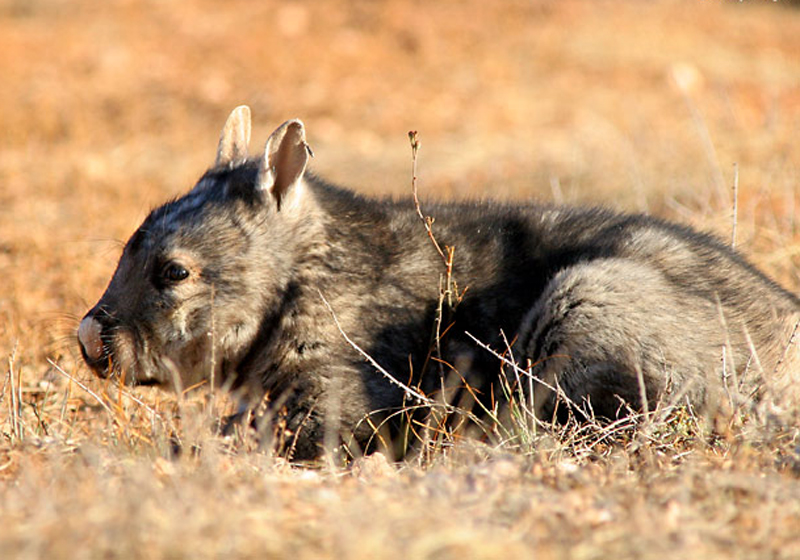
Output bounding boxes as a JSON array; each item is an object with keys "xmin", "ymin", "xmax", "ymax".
[
  {"xmin": 117, "ymin": 383, "xmax": 167, "ymax": 421},
  {"xmin": 464, "ymin": 331, "xmax": 585, "ymax": 416},
  {"xmin": 47, "ymin": 359, "xmax": 115, "ymax": 417},
  {"xmin": 318, "ymin": 290, "xmax": 433, "ymax": 405},
  {"xmin": 773, "ymin": 318, "xmax": 800, "ymax": 378},
  {"xmin": 8, "ymin": 343, "xmax": 21, "ymax": 441},
  {"xmin": 408, "ymin": 130, "xmax": 446, "ymax": 262},
  {"xmin": 731, "ymin": 162, "xmax": 739, "ymax": 249},
  {"xmin": 498, "ymin": 330, "xmax": 535, "ymax": 430},
  {"xmin": 408, "ymin": 130, "xmax": 464, "ymax": 384},
  {"xmin": 634, "ymin": 362, "xmax": 650, "ymax": 419},
  {"xmin": 209, "ymin": 284, "xmax": 217, "ymax": 407},
  {"xmin": 714, "ymin": 294, "xmax": 738, "ymax": 406}
]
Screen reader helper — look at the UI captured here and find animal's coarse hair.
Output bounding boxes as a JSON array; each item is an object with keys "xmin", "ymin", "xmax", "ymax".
[{"xmin": 78, "ymin": 106, "xmax": 800, "ymax": 459}]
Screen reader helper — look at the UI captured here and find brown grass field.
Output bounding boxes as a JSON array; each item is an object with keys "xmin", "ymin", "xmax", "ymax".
[{"xmin": 3, "ymin": 0, "xmax": 800, "ymax": 558}]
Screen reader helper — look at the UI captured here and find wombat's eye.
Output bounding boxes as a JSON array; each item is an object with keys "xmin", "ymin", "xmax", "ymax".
[{"xmin": 161, "ymin": 262, "xmax": 190, "ymax": 284}]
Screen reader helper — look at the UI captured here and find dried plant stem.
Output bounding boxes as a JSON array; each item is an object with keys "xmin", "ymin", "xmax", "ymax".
[
  {"xmin": 48, "ymin": 359, "xmax": 115, "ymax": 418},
  {"xmin": 731, "ymin": 162, "xmax": 739, "ymax": 249},
  {"xmin": 318, "ymin": 290, "xmax": 433, "ymax": 406},
  {"xmin": 407, "ymin": 133, "xmax": 462, "ymax": 303},
  {"xmin": 408, "ymin": 131, "xmax": 446, "ymax": 263},
  {"xmin": 773, "ymin": 318, "xmax": 800, "ymax": 378},
  {"xmin": 49, "ymin": 359, "xmax": 169, "ymax": 436},
  {"xmin": 464, "ymin": 331, "xmax": 585, "ymax": 416},
  {"xmin": 635, "ymin": 363, "xmax": 650, "ymax": 418},
  {"xmin": 208, "ymin": 284, "xmax": 218, "ymax": 415},
  {"xmin": 408, "ymin": 130, "xmax": 466, "ymax": 396},
  {"xmin": 8, "ymin": 343, "xmax": 22, "ymax": 441}
]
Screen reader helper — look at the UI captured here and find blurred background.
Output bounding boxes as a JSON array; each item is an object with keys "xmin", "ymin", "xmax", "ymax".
[{"xmin": 1, "ymin": 0, "xmax": 799, "ymax": 373}]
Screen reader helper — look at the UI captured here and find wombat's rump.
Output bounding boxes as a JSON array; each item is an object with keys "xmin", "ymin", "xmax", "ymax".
[{"xmin": 78, "ymin": 107, "xmax": 800, "ymax": 459}]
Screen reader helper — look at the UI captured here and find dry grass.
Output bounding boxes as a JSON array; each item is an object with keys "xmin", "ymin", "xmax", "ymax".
[{"xmin": 3, "ymin": 0, "xmax": 800, "ymax": 558}]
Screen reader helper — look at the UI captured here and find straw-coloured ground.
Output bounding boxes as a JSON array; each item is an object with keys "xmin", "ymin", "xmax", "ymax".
[{"xmin": 3, "ymin": 1, "xmax": 800, "ymax": 558}]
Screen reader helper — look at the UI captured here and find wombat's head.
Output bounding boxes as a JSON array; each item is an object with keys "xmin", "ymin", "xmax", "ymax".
[{"xmin": 77, "ymin": 107, "xmax": 312, "ymax": 389}]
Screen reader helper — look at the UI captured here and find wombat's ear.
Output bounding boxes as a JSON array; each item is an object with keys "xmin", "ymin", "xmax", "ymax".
[
  {"xmin": 215, "ymin": 106, "xmax": 252, "ymax": 167},
  {"xmin": 257, "ymin": 119, "xmax": 311, "ymax": 210}
]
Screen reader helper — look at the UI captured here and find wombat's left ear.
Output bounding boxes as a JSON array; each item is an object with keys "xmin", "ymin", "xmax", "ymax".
[
  {"xmin": 215, "ymin": 106, "xmax": 252, "ymax": 166},
  {"xmin": 258, "ymin": 119, "xmax": 311, "ymax": 210}
]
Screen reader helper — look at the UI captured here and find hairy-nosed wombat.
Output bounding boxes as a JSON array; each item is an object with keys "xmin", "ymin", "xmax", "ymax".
[{"xmin": 78, "ymin": 106, "xmax": 800, "ymax": 459}]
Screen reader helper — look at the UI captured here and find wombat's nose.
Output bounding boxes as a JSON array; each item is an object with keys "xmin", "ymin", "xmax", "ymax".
[{"xmin": 78, "ymin": 316, "xmax": 104, "ymax": 362}]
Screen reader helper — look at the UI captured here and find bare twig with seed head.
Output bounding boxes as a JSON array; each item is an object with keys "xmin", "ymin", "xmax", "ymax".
[
  {"xmin": 408, "ymin": 130, "xmax": 446, "ymax": 263},
  {"xmin": 407, "ymin": 131, "xmax": 465, "ymax": 381}
]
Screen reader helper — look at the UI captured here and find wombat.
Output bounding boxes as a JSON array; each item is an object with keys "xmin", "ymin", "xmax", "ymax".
[{"xmin": 78, "ymin": 106, "xmax": 800, "ymax": 459}]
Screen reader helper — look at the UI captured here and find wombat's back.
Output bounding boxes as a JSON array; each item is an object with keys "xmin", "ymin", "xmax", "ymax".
[{"xmin": 354, "ymin": 194, "xmax": 800, "ymax": 415}]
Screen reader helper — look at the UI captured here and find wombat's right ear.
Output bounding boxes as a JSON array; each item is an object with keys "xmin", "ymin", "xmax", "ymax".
[
  {"xmin": 257, "ymin": 119, "xmax": 311, "ymax": 210},
  {"xmin": 215, "ymin": 106, "xmax": 252, "ymax": 167}
]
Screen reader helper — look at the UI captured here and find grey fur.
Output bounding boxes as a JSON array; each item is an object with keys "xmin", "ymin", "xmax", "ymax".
[{"xmin": 78, "ymin": 107, "xmax": 800, "ymax": 459}]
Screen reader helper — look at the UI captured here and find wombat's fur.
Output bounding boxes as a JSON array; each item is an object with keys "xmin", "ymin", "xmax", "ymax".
[{"xmin": 78, "ymin": 106, "xmax": 800, "ymax": 459}]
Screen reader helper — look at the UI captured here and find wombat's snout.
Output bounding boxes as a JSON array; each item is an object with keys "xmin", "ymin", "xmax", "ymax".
[{"xmin": 78, "ymin": 315, "xmax": 106, "ymax": 369}]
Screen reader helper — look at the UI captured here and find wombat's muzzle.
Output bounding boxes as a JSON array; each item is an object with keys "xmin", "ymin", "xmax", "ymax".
[{"xmin": 77, "ymin": 314, "xmax": 112, "ymax": 378}]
